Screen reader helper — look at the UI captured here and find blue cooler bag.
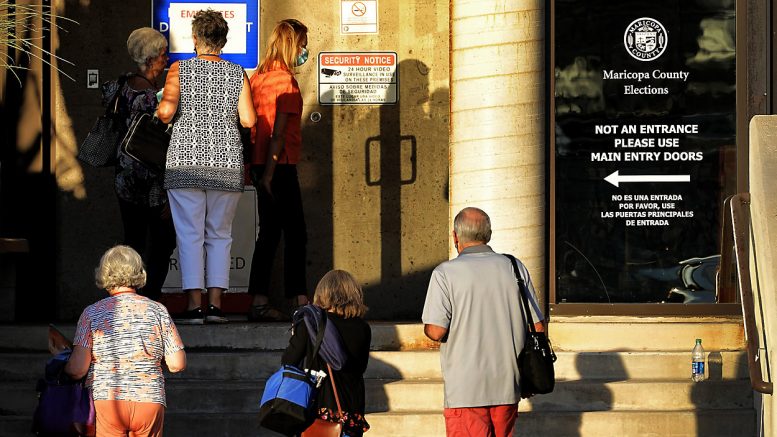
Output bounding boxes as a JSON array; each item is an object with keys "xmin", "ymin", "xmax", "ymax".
[
  {"xmin": 258, "ymin": 365, "xmax": 318, "ymax": 435},
  {"xmin": 258, "ymin": 311, "xmax": 327, "ymax": 436}
]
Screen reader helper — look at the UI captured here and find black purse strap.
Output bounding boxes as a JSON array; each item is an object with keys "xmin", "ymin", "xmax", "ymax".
[
  {"xmin": 504, "ymin": 254, "xmax": 537, "ymax": 333},
  {"xmin": 506, "ymin": 254, "xmax": 556, "ymax": 363}
]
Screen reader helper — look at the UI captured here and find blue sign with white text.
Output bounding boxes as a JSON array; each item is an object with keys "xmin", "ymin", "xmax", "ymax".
[{"xmin": 152, "ymin": 0, "xmax": 259, "ymax": 69}]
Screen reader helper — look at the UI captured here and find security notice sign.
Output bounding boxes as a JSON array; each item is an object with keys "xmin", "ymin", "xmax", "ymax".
[
  {"xmin": 319, "ymin": 52, "xmax": 397, "ymax": 105},
  {"xmin": 340, "ymin": 0, "xmax": 378, "ymax": 34}
]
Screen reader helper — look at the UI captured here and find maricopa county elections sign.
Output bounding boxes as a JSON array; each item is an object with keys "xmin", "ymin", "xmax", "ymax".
[
  {"xmin": 319, "ymin": 52, "xmax": 398, "ymax": 105},
  {"xmin": 153, "ymin": 0, "xmax": 259, "ymax": 69},
  {"xmin": 553, "ymin": 0, "xmax": 736, "ymax": 304}
]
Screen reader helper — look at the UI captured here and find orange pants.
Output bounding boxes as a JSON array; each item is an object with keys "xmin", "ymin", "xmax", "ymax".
[
  {"xmin": 443, "ymin": 404, "xmax": 518, "ymax": 437},
  {"xmin": 93, "ymin": 400, "xmax": 165, "ymax": 437}
]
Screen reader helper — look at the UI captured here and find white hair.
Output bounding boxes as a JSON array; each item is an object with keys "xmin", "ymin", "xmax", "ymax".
[
  {"xmin": 127, "ymin": 27, "xmax": 167, "ymax": 69},
  {"xmin": 454, "ymin": 207, "xmax": 492, "ymax": 243}
]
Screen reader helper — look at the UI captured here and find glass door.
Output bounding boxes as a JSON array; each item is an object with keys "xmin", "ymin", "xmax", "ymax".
[{"xmin": 550, "ymin": 0, "xmax": 738, "ymax": 311}]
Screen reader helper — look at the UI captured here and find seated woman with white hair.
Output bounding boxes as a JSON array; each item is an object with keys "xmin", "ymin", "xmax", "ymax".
[{"xmin": 65, "ymin": 245, "xmax": 186, "ymax": 436}]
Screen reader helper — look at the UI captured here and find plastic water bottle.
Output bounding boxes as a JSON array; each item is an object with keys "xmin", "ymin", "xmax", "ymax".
[{"xmin": 692, "ymin": 338, "xmax": 705, "ymax": 382}]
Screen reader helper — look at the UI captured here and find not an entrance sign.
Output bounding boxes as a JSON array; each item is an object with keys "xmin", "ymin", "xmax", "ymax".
[{"xmin": 318, "ymin": 52, "xmax": 398, "ymax": 105}]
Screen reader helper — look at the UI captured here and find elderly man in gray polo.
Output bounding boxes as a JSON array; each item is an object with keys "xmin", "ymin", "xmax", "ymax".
[{"xmin": 422, "ymin": 207, "xmax": 545, "ymax": 437}]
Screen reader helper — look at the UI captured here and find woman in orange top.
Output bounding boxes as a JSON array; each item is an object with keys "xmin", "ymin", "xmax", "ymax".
[{"xmin": 246, "ymin": 19, "xmax": 310, "ymax": 321}]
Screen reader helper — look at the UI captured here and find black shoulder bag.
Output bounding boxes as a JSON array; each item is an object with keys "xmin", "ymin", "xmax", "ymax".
[
  {"xmin": 505, "ymin": 254, "xmax": 557, "ymax": 398},
  {"xmin": 77, "ymin": 75, "xmax": 129, "ymax": 167},
  {"xmin": 120, "ymin": 112, "xmax": 172, "ymax": 173}
]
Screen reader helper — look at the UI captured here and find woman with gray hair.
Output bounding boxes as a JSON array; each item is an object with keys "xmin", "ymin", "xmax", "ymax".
[
  {"xmin": 104, "ymin": 27, "xmax": 176, "ymax": 301},
  {"xmin": 65, "ymin": 245, "xmax": 186, "ymax": 436}
]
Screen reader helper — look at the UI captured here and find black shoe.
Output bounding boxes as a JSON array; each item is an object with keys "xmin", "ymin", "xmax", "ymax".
[
  {"xmin": 174, "ymin": 307, "xmax": 204, "ymax": 325},
  {"xmin": 205, "ymin": 304, "xmax": 228, "ymax": 324},
  {"xmin": 248, "ymin": 304, "xmax": 291, "ymax": 322}
]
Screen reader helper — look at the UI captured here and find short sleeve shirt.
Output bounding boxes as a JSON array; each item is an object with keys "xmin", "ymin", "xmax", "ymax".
[
  {"xmin": 73, "ymin": 293, "xmax": 184, "ymax": 406},
  {"xmin": 422, "ymin": 245, "xmax": 544, "ymax": 408},
  {"xmin": 248, "ymin": 64, "xmax": 303, "ymax": 165}
]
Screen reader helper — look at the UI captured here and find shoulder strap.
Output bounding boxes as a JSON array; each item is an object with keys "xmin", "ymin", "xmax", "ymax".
[
  {"xmin": 304, "ymin": 310, "xmax": 327, "ymax": 372},
  {"xmin": 105, "ymin": 75, "xmax": 130, "ymax": 116},
  {"xmin": 326, "ymin": 363, "xmax": 343, "ymax": 418},
  {"xmin": 504, "ymin": 254, "xmax": 537, "ymax": 333},
  {"xmin": 129, "ymin": 73, "xmax": 156, "ymax": 90}
]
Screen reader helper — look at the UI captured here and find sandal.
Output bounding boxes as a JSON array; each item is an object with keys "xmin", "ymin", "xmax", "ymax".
[{"xmin": 248, "ymin": 304, "xmax": 290, "ymax": 322}]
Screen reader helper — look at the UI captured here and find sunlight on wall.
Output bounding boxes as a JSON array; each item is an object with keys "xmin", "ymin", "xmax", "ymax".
[{"xmin": 1, "ymin": 0, "xmax": 86, "ymax": 199}]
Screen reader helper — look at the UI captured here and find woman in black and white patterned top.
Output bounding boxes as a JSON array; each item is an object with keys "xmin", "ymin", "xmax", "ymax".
[{"xmin": 157, "ymin": 9, "xmax": 257, "ymax": 324}]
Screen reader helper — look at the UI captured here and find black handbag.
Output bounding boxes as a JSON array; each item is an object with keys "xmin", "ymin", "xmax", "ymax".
[
  {"xmin": 506, "ymin": 254, "xmax": 557, "ymax": 398},
  {"xmin": 120, "ymin": 112, "xmax": 172, "ymax": 173},
  {"xmin": 77, "ymin": 76, "xmax": 128, "ymax": 167}
]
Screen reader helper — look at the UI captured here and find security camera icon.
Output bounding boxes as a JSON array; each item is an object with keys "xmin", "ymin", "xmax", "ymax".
[{"xmin": 321, "ymin": 68, "xmax": 342, "ymax": 77}]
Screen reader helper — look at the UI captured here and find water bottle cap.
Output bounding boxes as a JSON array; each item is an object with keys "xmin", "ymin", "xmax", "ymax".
[{"xmin": 696, "ymin": 338, "xmax": 702, "ymax": 344}]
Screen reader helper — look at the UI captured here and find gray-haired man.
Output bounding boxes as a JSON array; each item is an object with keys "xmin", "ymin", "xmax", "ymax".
[{"xmin": 422, "ymin": 207, "xmax": 544, "ymax": 437}]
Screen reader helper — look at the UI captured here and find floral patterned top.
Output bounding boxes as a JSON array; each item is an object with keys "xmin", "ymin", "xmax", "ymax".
[
  {"xmin": 102, "ymin": 74, "xmax": 166, "ymax": 207},
  {"xmin": 315, "ymin": 408, "xmax": 370, "ymax": 435},
  {"xmin": 73, "ymin": 292, "xmax": 184, "ymax": 406}
]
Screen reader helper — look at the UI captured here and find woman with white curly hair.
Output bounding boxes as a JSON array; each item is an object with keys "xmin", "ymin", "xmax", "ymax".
[{"xmin": 65, "ymin": 245, "xmax": 186, "ymax": 436}]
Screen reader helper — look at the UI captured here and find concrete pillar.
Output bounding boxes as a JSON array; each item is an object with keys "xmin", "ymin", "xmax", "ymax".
[{"xmin": 449, "ymin": 0, "xmax": 546, "ymax": 295}]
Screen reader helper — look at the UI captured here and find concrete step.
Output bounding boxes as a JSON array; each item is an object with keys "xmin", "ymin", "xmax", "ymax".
[
  {"xmin": 0, "ymin": 410, "xmax": 757, "ymax": 437},
  {"xmin": 2, "ymin": 378, "xmax": 753, "ymax": 416},
  {"xmin": 0, "ymin": 416, "xmax": 32, "ymax": 437},
  {"xmin": 0, "ymin": 322, "xmax": 438, "ymax": 352},
  {"xmin": 161, "ymin": 351, "xmax": 748, "ymax": 381},
  {"xmin": 551, "ymin": 316, "xmax": 745, "ymax": 352},
  {"xmin": 365, "ymin": 409, "xmax": 756, "ymax": 437},
  {"xmin": 0, "ymin": 317, "xmax": 745, "ymax": 352},
  {"xmin": 0, "ymin": 349, "xmax": 749, "ymax": 382},
  {"xmin": 26, "ymin": 409, "xmax": 743, "ymax": 437}
]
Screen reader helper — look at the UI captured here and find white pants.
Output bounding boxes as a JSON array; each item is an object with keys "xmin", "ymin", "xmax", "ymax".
[{"xmin": 168, "ymin": 188, "xmax": 241, "ymax": 290}]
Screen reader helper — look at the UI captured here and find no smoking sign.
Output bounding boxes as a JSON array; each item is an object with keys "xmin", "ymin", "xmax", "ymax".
[
  {"xmin": 341, "ymin": 0, "xmax": 378, "ymax": 34},
  {"xmin": 351, "ymin": 2, "xmax": 367, "ymax": 16}
]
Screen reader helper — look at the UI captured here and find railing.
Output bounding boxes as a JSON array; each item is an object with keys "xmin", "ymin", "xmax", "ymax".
[{"xmin": 722, "ymin": 193, "xmax": 772, "ymax": 394}]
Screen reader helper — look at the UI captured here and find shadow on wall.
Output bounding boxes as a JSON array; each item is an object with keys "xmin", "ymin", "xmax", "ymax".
[
  {"xmin": 517, "ymin": 352, "xmax": 626, "ymax": 436},
  {"xmin": 691, "ymin": 349, "xmax": 756, "ymax": 436},
  {"xmin": 267, "ymin": 59, "xmax": 449, "ymax": 321},
  {"xmin": 2, "ymin": 2, "xmax": 116, "ymax": 322},
  {"xmin": 0, "ymin": 55, "xmax": 58, "ymax": 322},
  {"xmin": 364, "ymin": 323, "xmax": 438, "ymax": 432},
  {"xmin": 360, "ymin": 59, "xmax": 450, "ymax": 321}
]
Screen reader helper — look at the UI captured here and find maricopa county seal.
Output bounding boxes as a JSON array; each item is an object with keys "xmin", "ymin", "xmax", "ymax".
[{"xmin": 624, "ymin": 17, "xmax": 667, "ymax": 61}]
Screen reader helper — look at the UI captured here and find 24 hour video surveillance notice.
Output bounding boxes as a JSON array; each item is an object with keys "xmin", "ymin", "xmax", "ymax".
[{"xmin": 318, "ymin": 52, "xmax": 397, "ymax": 105}]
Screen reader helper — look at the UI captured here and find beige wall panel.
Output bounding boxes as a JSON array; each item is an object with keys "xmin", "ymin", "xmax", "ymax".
[
  {"xmin": 451, "ymin": 43, "xmax": 544, "ymax": 81},
  {"xmin": 451, "ymin": 137, "xmax": 543, "ymax": 167},
  {"xmin": 262, "ymin": 0, "xmax": 450, "ymax": 318},
  {"xmin": 452, "ymin": 10, "xmax": 543, "ymax": 51},
  {"xmin": 451, "ymin": 103, "xmax": 542, "ymax": 141},
  {"xmin": 452, "ymin": 73, "xmax": 544, "ymax": 110},
  {"xmin": 450, "ymin": 0, "xmax": 546, "ymax": 307}
]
